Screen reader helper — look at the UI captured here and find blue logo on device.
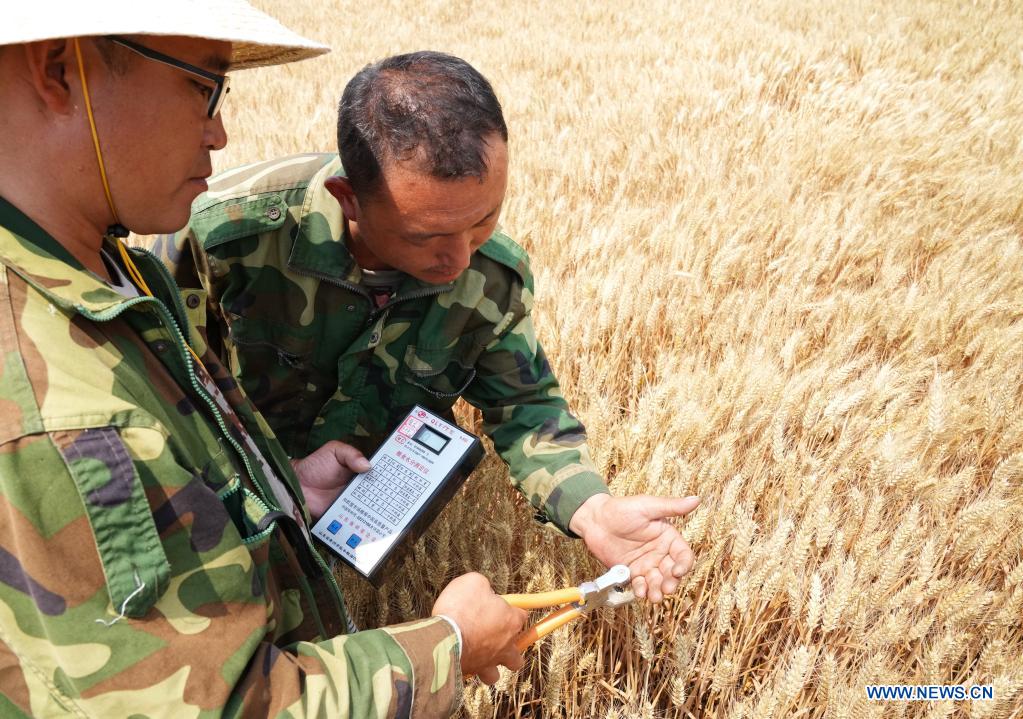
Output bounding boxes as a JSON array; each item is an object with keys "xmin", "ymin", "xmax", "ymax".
[
  {"xmin": 346, "ymin": 534, "xmax": 362, "ymax": 548},
  {"xmin": 326, "ymin": 520, "xmax": 342, "ymax": 535}
]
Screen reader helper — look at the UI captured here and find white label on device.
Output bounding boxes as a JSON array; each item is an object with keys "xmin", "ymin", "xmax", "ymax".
[{"xmin": 311, "ymin": 407, "xmax": 476, "ymax": 576}]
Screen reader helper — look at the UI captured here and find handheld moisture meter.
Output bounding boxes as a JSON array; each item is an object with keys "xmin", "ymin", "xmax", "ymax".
[{"xmin": 311, "ymin": 406, "xmax": 484, "ymax": 585}]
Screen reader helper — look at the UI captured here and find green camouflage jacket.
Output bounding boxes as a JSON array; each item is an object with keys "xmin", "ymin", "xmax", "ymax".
[
  {"xmin": 155, "ymin": 153, "xmax": 608, "ymax": 534},
  {"xmin": 0, "ymin": 196, "xmax": 460, "ymax": 718}
]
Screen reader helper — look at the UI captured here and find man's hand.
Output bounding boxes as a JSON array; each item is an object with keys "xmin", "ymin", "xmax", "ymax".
[
  {"xmin": 291, "ymin": 441, "xmax": 372, "ymax": 521},
  {"xmin": 569, "ymin": 494, "xmax": 701, "ymax": 603},
  {"xmin": 431, "ymin": 573, "xmax": 527, "ymax": 684}
]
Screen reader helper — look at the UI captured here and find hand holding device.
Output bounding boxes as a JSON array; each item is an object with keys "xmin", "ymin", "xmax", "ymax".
[
  {"xmin": 292, "ymin": 440, "xmax": 372, "ymax": 521},
  {"xmin": 312, "ymin": 406, "xmax": 484, "ymax": 585}
]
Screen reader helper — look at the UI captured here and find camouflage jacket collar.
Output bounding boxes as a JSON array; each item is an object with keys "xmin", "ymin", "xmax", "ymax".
[
  {"xmin": 0, "ymin": 195, "xmax": 148, "ymax": 316},
  {"xmin": 285, "ymin": 157, "xmax": 357, "ymax": 281},
  {"xmin": 286, "ymin": 158, "xmax": 453, "ymax": 297}
]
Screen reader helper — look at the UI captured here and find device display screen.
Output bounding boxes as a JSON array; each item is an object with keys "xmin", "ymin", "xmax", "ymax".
[{"xmin": 413, "ymin": 424, "xmax": 450, "ymax": 454}]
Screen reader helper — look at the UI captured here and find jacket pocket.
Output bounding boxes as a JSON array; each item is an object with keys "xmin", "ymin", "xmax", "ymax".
[
  {"xmin": 224, "ymin": 315, "xmax": 327, "ymax": 422},
  {"xmin": 54, "ymin": 426, "xmax": 171, "ymax": 620},
  {"xmin": 226, "ymin": 314, "xmax": 317, "ymax": 368},
  {"xmin": 396, "ymin": 341, "xmax": 480, "ymax": 413}
]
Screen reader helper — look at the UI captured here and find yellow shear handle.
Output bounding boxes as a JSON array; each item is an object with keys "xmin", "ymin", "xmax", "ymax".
[
  {"xmin": 512, "ymin": 604, "xmax": 582, "ymax": 651},
  {"xmin": 502, "ymin": 589, "xmax": 585, "ymax": 651},
  {"xmin": 502, "ymin": 588, "xmax": 582, "ymax": 609}
]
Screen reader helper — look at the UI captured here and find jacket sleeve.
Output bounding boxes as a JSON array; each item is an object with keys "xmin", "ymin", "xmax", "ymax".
[
  {"xmin": 0, "ymin": 429, "xmax": 461, "ymax": 718},
  {"xmin": 463, "ymin": 310, "xmax": 609, "ymax": 536}
]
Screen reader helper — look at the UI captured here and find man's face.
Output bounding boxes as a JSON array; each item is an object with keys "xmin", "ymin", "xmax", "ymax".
[
  {"xmin": 85, "ymin": 35, "xmax": 230, "ymax": 234},
  {"xmin": 341, "ymin": 136, "xmax": 509, "ymax": 284}
]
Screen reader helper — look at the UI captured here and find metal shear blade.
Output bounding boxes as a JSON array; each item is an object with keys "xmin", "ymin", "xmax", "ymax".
[
  {"xmin": 577, "ymin": 564, "xmax": 635, "ymax": 613},
  {"xmin": 502, "ymin": 564, "xmax": 636, "ymax": 651}
]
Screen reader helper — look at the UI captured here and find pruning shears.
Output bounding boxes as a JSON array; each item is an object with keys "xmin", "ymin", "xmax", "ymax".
[{"xmin": 502, "ymin": 564, "xmax": 635, "ymax": 651}]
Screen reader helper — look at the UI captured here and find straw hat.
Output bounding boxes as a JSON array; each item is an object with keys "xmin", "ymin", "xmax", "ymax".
[{"xmin": 4, "ymin": 0, "xmax": 329, "ymax": 70}]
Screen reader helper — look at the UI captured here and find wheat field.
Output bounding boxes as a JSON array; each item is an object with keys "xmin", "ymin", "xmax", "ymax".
[{"xmin": 216, "ymin": 1, "xmax": 1023, "ymax": 716}]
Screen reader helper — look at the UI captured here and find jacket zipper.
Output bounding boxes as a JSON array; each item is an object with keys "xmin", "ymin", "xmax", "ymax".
[
  {"xmin": 79, "ymin": 288, "xmax": 353, "ymax": 625},
  {"xmin": 131, "ymin": 249, "xmax": 353, "ymax": 627},
  {"xmin": 77, "ymin": 295, "xmax": 267, "ymax": 505}
]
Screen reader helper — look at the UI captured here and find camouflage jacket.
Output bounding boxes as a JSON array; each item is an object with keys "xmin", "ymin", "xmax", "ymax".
[
  {"xmin": 155, "ymin": 153, "xmax": 608, "ymax": 535},
  {"xmin": 0, "ymin": 196, "xmax": 460, "ymax": 718}
]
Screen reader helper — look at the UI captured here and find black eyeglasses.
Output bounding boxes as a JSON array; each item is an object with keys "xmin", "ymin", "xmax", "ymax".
[{"xmin": 104, "ymin": 35, "xmax": 231, "ymax": 119}]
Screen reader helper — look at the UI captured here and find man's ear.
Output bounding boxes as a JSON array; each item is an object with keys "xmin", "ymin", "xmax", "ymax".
[
  {"xmin": 324, "ymin": 176, "xmax": 360, "ymax": 221},
  {"xmin": 22, "ymin": 39, "xmax": 76, "ymax": 115}
]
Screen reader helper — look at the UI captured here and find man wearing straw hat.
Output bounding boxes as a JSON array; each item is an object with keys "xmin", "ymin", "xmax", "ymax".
[{"xmin": 0, "ymin": 3, "xmax": 526, "ymax": 716}]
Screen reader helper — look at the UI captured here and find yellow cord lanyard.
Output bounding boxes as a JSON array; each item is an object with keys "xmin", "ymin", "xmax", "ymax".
[{"xmin": 73, "ymin": 38, "xmax": 204, "ymax": 369}]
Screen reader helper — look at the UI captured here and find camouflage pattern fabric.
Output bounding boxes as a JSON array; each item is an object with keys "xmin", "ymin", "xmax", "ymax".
[
  {"xmin": 0, "ymin": 196, "xmax": 461, "ymax": 717},
  {"xmin": 151, "ymin": 153, "xmax": 609, "ymax": 535}
]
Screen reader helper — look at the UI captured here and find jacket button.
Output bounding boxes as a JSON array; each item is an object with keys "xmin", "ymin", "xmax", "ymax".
[
  {"xmin": 369, "ymin": 332, "xmax": 380, "ymax": 344},
  {"xmin": 185, "ymin": 294, "xmax": 201, "ymax": 309},
  {"xmin": 152, "ymin": 340, "xmax": 170, "ymax": 353},
  {"xmin": 266, "ymin": 207, "xmax": 282, "ymax": 221}
]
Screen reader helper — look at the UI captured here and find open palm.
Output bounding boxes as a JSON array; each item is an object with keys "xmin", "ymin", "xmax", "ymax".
[{"xmin": 571, "ymin": 494, "xmax": 700, "ymax": 602}]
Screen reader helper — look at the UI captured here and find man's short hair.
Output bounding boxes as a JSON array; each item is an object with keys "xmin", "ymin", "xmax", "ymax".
[{"xmin": 337, "ymin": 51, "xmax": 508, "ymax": 198}]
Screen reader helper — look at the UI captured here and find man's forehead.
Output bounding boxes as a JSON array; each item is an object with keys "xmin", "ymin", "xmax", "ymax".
[{"xmin": 370, "ymin": 163, "xmax": 507, "ymax": 236}]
